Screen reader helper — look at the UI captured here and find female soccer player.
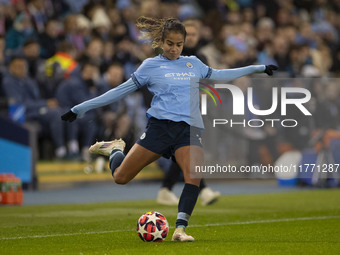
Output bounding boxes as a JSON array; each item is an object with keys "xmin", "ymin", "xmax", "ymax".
[{"xmin": 62, "ymin": 16, "xmax": 277, "ymax": 242}]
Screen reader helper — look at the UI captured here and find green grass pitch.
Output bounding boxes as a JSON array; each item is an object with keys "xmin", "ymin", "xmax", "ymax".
[{"xmin": 1, "ymin": 189, "xmax": 340, "ymax": 255}]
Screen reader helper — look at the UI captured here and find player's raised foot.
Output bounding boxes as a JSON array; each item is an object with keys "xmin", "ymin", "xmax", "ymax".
[
  {"xmin": 200, "ymin": 187, "xmax": 221, "ymax": 206},
  {"xmin": 157, "ymin": 188, "xmax": 179, "ymax": 206},
  {"xmin": 171, "ymin": 227, "xmax": 195, "ymax": 242},
  {"xmin": 89, "ymin": 139, "xmax": 125, "ymax": 157}
]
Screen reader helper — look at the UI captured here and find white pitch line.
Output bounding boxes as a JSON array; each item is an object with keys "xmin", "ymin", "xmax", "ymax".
[
  {"xmin": 0, "ymin": 229, "xmax": 133, "ymax": 240},
  {"xmin": 1, "ymin": 215, "xmax": 339, "ymax": 241},
  {"xmin": 189, "ymin": 215, "xmax": 340, "ymax": 228}
]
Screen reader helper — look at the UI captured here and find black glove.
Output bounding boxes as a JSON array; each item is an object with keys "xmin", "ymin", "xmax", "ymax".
[
  {"xmin": 61, "ymin": 110, "xmax": 77, "ymax": 122},
  {"xmin": 264, "ymin": 65, "xmax": 278, "ymax": 76}
]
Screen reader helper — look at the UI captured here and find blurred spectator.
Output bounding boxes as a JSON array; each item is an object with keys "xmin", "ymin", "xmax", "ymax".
[
  {"xmin": 107, "ymin": 8, "xmax": 129, "ymax": 43},
  {"xmin": 100, "ymin": 41, "xmax": 117, "ymax": 73},
  {"xmin": 296, "ymin": 22, "xmax": 318, "ymax": 49},
  {"xmin": 160, "ymin": 0, "xmax": 179, "ymax": 18},
  {"xmin": 27, "ymin": 0, "xmax": 48, "ymax": 33},
  {"xmin": 282, "ymin": 78, "xmax": 314, "ymax": 151},
  {"xmin": 272, "ymin": 35, "xmax": 290, "ymax": 71},
  {"xmin": 17, "ymin": 39, "xmax": 42, "ymax": 79},
  {"xmin": 91, "ymin": 6, "xmax": 111, "ymax": 41},
  {"xmin": 2, "ymin": 57, "xmax": 67, "ymax": 159},
  {"xmin": 199, "ymin": 27, "xmax": 225, "ymax": 68},
  {"xmin": 97, "ymin": 63, "xmax": 132, "ymax": 142},
  {"xmin": 5, "ymin": 12, "xmax": 36, "ymax": 51},
  {"xmin": 0, "ymin": 4, "xmax": 6, "ymax": 35},
  {"xmin": 64, "ymin": 0, "xmax": 89, "ymax": 14},
  {"xmin": 39, "ymin": 41, "xmax": 78, "ymax": 99},
  {"xmin": 116, "ymin": 37, "xmax": 141, "ymax": 79},
  {"xmin": 76, "ymin": 14, "xmax": 92, "ymax": 45},
  {"xmin": 181, "ymin": 19, "xmax": 208, "ymax": 64},
  {"xmin": 224, "ymin": 22, "xmax": 257, "ymax": 67},
  {"xmin": 331, "ymin": 43, "xmax": 340, "ymax": 75},
  {"xmin": 286, "ymin": 43, "xmax": 313, "ymax": 76},
  {"xmin": 0, "ymin": 36, "xmax": 6, "ymax": 99},
  {"xmin": 77, "ymin": 37, "xmax": 104, "ymax": 73},
  {"xmin": 12, "ymin": 0, "xmax": 27, "ymax": 14},
  {"xmin": 49, "ymin": 1, "xmax": 70, "ymax": 18},
  {"xmin": 277, "ymin": 25, "xmax": 297, "ymax": 45},
  {"xmin": 236, "ymin": 77, "xmax": 279, "ymax": 166},
  {"xmin": 256, "ymin": 17, "xmax": 275, "ymax": 51},
  {"xmin": 140, "ymin": 0, "xmax": 161, "ymax": 19},
  {"xmin": 119, "ymin": 2, "xmax": 139, "ymax": 42},
  {"xmin": 310, "ymin": 42, "xmax": 333, "ymax": 76},
  {"xmin": 96, "ymin": 61, "xmax": 147, "ymax": 152},
  {"xmin": 312, "ymin": 80, "xmax": 340, "ymax": 130},
  {"xmin": 63, "ymin": 14, "xmax": 85, "ymax": 54},
  {"xmin": 257, "ymin": 40, "xmax": 276, "ymax": 66},
  {"xmin": 0, "ymin": 1, "xmax": 24, "ymax": 36},
  {"xmin": 242, "ymin": 7, "xmax": 255, "ymax": 24},
  {"xmin": 275, "ymin": 7, "xmax": 295, "ymax": 27},
  {"xmin": 39, "ymin": 19, "xmax": 61, "ymax": 59},
  {"xmin": 56, "ymin": 61, "xmax": 99, "ymax": 161},
  {"xmin": 0, "ymin": 36, "xmax": 7, "ymax": 72}
]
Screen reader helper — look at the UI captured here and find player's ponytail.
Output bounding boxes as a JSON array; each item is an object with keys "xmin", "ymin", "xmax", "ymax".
[{"xmin": 136, "ymin": 16, "xmax": 186, "ymax": 49}]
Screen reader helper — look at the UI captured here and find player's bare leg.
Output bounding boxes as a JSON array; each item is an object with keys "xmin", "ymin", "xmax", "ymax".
[
  {"xmin": 175, "ymin": 145, "xmax": 202, "ymax": 186},
  {"xmin": 89, "ymin": 139, "xmax": 161, "ymax": 184},
  {"xmin": 113, "ymin": 143, "xmax": 160, "ymax": 184}
]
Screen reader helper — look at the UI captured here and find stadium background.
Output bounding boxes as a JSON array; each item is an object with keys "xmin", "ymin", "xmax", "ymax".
[{"xmin": 0, "ymin": 0, "xmax": 339, "ymax": 193}]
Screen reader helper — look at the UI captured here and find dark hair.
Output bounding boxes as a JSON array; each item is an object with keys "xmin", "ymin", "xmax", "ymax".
[
  {"xmin": 80, "ymin": 60, "xmax": 99, "ymax": 71},
  {"xmin": 136, "ymin": 16, "xmax": 186, "ymax": 49},
  {"xmin": 23, "ymin": 38, "xmax": 39, "ymax": 47},
  {"xmin": 46, "ymin": 18, "xmax": 58, "ymax": 26},
  {"xmin": 57, "ymin": 41, "xmax": 75, "ymax": 53},
  {"xmin": 108, "ymin": 62, "xmax": 123, "ymax": 69},
  {"xmin": 9, "ymin": 56, "xmax": 27, "ymax": 64}
]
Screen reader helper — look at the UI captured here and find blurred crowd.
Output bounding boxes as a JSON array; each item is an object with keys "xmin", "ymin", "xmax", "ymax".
[{"xmin": 0, "ymin": 0, "xmax": 340, "ymax": 163}]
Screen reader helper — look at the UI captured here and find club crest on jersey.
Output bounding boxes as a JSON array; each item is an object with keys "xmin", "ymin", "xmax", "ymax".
[
  {"xmin": 140, "ymin": 132, "xmax": 146, "ymax": 140},
  {"xmin": 186, "ymin": 62, "xmax": 193, "ymax": 68}
]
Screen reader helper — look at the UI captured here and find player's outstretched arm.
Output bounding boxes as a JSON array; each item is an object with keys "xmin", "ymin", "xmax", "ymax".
[
  {"xmin": 209, "ymin": 65, "xmax": 278, "ymax": 81},
  {"xmin": 61, "ymin": 78, "xmax": 138, "ymax": 122}
]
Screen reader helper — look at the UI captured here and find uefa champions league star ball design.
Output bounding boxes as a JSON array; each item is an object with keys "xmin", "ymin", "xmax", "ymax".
[{"xmin": 137, "ymin": 211, "xmax": 169, "ymax": 242}]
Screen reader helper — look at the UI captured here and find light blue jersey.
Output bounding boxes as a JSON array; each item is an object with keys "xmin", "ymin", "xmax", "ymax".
[
  {"xmin": 71, "ymin": 54, "xmax": 265, "ymax": 129},
  {"xmin": 132, "ymin": 54, "xmax": 211, "ymax": 128}
]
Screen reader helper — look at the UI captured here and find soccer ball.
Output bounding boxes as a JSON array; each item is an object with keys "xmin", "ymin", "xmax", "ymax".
[{"xmin": 137, "ymin": 211, "xmax": 169, "ymax": 242}]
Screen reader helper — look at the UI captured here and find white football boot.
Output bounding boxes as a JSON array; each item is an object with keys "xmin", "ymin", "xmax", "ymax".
[
  {"xmin": 172, "ymin": 227, "xmax": 195, "ymax": 242},
  {"xmin": 89, "ymin": 139, "xmax": 125, "ymax": 157},
  {"xmin": 157, "ymin": 188, "xmax": 179, "ymax": 206},
  {"xmin": 200, "ymin": 187, "xmax": 221, "ymax": 206}
]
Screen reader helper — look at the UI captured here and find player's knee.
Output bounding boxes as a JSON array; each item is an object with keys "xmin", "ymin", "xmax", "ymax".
[{"xmin": 113, "ymin": 173, "xmax": 129, "ymax": 185}]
